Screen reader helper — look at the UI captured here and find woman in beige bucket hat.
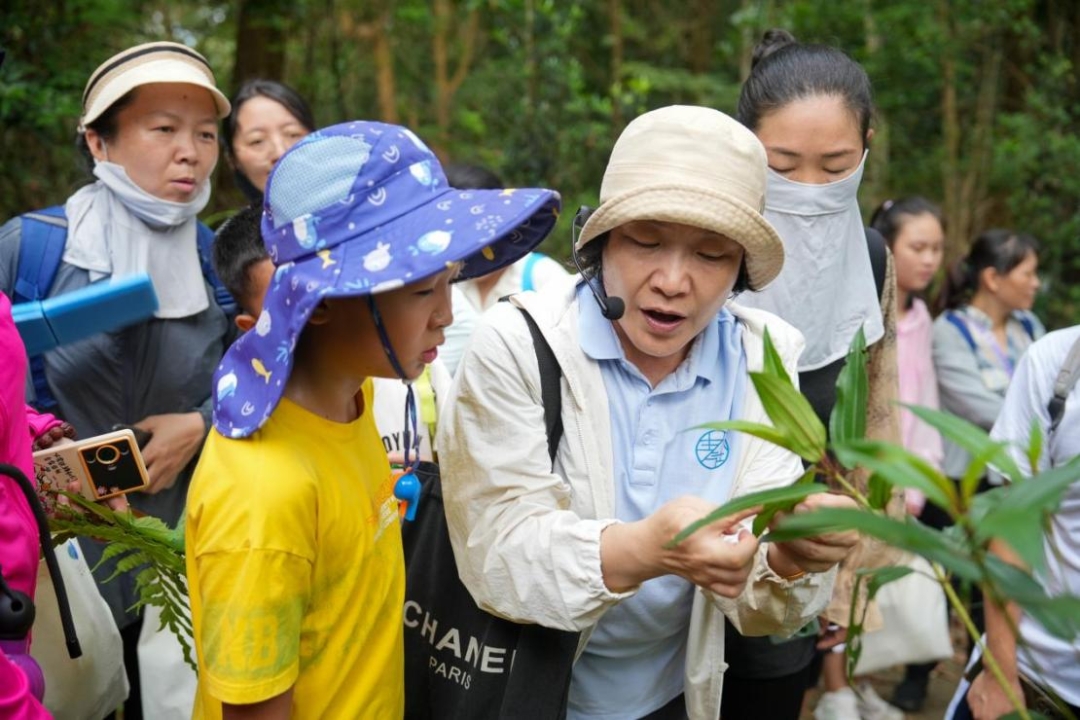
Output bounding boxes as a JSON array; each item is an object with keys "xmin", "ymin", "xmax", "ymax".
[
  {"xmin": 0, "ymin": 41, "xmax": 234, "ymax": 719},
  {"xmin": 439, "ymin": 105, "xmax": 859, "ymax": 720}
]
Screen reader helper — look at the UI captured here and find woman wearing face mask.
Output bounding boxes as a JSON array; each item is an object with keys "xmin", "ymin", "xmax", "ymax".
[
  {"xmin": 0, "ymin": 41, "xmax": 233, "ymax": 720},
  {"xmin": 221, "ymin": 78, "xmax": 315, "ymax": 203},
  {"xmin": 730, "ymin": 29, "xmax": 903, "ymax": 720}
]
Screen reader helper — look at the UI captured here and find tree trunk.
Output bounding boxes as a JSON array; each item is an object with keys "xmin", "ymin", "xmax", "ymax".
[
  {"xmin": 233, "ymin": 0, "xmax": 291, "ymax": 85},
  {"xmin": 938, "ymin": 0, "xmax": 964, "ymax": 265},
  {"xmin": 863, "ymin": 2, "xmax": 889, "ymax": 215},
  {"xmin": 609, "ymin": 0, "xmax": 624, "ymax": 129},
  {"xmin": 432, "ymin": 0, "xmax": 479, "ymax": 148}
]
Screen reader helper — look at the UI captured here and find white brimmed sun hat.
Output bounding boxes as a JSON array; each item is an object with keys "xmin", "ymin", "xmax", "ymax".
[
  {"xmin": 576, "ymin": 105, "xmax": 784, "ymax": 290},
  {"xmin": 80, "ymin": 41, "xmax": 231, "ymax": 130}
]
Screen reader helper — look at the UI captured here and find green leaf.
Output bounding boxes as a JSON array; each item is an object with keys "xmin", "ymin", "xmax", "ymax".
[
  {"xmin": 904, "ymin": 405, "xmax": 1024, "ymax": 484},
  {"xmin": 752, "ymin": 469, "xmax": 818, "ymax": 536},
  {"xmin": 764, "ymin": 508, "xmax": 984, "ymax": 582},
  {"xmin": 858, "ymin": 564, "xmax": 915, "ymax": 596},
  {"xmin": 751, "ymin": 373, "xmax": 827, "ymax": 462},
  {"xmin": 833, "ymin": 439, "xmax": 957, "ymax": 513},
  {"xmin": 973, "ymin": 456, "xmax": 1080, "ymax": 572},
  {"xmin": 984, "ymin": 555, "xmax": 1080, "ymax": 641},
  {"xmin": 1026, "ymin": 417, "xmax": 1044, "ymax": 478},
  {"xmin": 666, "ymin": 484, "xmax": 829, "ymax": 547},
  {"xmin": 760, "ymin": 326, "xmax": 792, "ymax": 385},
  {"xmin": 867, "ymin": 473, "xmax": 892, "ymax": 510},
  {"xmin": 694, "ymin": 421, "xmax": 793, "ymax": 456},
  {"xmin": 829, "ymin": 327, "xmax": 868, "ymax": 444}
]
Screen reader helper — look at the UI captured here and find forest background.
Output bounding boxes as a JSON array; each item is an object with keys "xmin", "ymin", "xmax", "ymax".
[{"xmin": 2, "ymin": 0, "xmax": 1078, "ymax": 328}]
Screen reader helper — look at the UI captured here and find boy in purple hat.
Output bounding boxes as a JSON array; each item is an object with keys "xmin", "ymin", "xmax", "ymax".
[{"xmin": 184, "ymin": 121, "xmax": 558, "ymax": 719}]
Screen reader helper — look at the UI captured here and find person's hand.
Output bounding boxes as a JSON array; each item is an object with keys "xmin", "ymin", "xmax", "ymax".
[
  {"xmin": 135, "ymin": 412, "xmax": 206, "ymax": 494},
  {"xmin": 967, "ymin": 668, "xmax": 1024, "ymax": 720},
  {"xmin": 63, "ymin": 479, "xmax": 131, "ymax": 513},
  {"xmin": 32, "ymin": 422, "xmax": 77, "ymax": 451},
  {"xmin": 816, "ymin": 620, "xmax": 847, "ymax": 650},
  {"xmin": 769, "ymin": 492, "xmax": 860, "ymax": 574},
  {"xmin": 649, "ymin": 497, "xmax": 760, "ymax": 598}
]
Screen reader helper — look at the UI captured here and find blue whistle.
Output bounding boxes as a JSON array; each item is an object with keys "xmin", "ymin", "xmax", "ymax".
[
  {"xmin": 394, "ymin": 472, "xmax": 422, "ymax": 522},
  {"xmin": 12, "ymin": 273, "xmax": 159, "ymax": 356}
]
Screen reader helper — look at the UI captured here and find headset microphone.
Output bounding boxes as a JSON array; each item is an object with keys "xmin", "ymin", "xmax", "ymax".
[{"xmin": 570, "ymin": 207, "xmax": 625, "ymax": 321}]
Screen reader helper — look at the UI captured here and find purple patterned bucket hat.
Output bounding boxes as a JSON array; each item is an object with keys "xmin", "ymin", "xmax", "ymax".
[{"xmin": 213, "ymin": 120, "xmax": 561, "ymax": 438}]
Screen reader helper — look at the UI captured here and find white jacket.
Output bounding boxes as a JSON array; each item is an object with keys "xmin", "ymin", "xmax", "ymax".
[{"xmin": 439, "ymin": 277, "xmax": 836, "ymax": 720}]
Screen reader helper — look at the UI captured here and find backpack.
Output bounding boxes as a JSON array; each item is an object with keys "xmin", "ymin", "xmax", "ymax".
[
  {"xmin": 13, "ymin": 206, "xmax": 234, "ymax": 409},
  {"xmin": 943, "ymin": 309, "xmax": 1038, "ymax": 354}
]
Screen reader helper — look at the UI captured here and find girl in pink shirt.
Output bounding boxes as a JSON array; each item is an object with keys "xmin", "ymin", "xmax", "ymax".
[{"xmin": 868, "ymin": 196, "xmax": 947, "ymax": 714}]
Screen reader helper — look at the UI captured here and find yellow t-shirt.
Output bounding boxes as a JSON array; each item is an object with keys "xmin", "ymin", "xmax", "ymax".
[{"xmin": 186, "ymin": 381, "xmax": 404, "ymax": 719}]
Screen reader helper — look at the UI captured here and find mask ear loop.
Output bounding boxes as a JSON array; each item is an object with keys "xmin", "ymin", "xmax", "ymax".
[{"xmin": 366, "ymin": 293, "xmax": 422, "ymax": 520}]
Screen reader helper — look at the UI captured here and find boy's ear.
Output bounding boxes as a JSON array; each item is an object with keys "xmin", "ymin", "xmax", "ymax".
[
  {"xmin": 308, "ymin": 299, "xmax": 332, "ymax": 326},
  {"xmin": 235, "ymin": 314, "xmax": 257, "ymax": 332}
]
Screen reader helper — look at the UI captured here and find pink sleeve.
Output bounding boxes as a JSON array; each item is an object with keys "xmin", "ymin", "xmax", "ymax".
[
  {"xmin": 25, "ymin": 407, "xmax": 62, "ymax": 442},
  {"xmin": 0, "ymin": 650, "xmax": 51, "ymax": 719}
]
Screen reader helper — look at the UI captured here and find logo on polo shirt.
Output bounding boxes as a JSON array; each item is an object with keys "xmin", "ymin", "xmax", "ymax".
[{"xmin": 695, "ymin": 430, "xmax": 730, "ymax": 470}]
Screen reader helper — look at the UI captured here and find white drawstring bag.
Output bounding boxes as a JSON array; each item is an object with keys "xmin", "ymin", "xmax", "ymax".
[
  {"xmin": 30, "ymin": 539, "xmax": 129, "ymax": 720},
  {"xmin": 137, "ymin": 601, "xmax": 197, "ymax": 719},
  {"xmin": 854, "ymin": 552, "xmax": 954, "ymax": 674}
]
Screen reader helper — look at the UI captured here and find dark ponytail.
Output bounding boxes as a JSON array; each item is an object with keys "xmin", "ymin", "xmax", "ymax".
[
  {"xmin": 737, "ymin": 29, "xmax": 873, "ymax": 144},
  {"xmin": 869, "ymin": 196, "xmax": 944, "ymax": 250},
  {"xmin": 935, "ymin": 229, "xmax": 1040, "ymax": 312}
]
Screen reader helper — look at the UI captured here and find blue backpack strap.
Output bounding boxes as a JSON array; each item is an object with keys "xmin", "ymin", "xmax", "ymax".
[
  {"xmin": 15, "ymin": 206, "xmax": 68, "ymax": 304},
  {"xmin": 1018, "ymin": 313, "xmax": 1036, "ymax": 341},
  {"xmin": 17, "ymin": 206, "xmax": 69, "ymax": 409},
  {"xmin": 521, "ymin": 252, "xmax": 544, "ymax": 293},
  {"xmin": 196, "ymin": 222, "xmax": 237, "ymax": 316},
  {"xmin": 944, "ymin": 310, "xmax": 977, "ymax": 353}
]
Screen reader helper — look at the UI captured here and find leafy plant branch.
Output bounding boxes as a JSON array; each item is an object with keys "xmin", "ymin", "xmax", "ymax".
[{"xmin": 669, "ymin": 326, "xmax": 1080, "ymax": 720}]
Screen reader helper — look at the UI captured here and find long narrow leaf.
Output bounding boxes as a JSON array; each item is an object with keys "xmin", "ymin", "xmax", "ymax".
[
  {"xmin": 764, "ymin": 507, "xmax": 984, "ymax": 582},
  {"xmin": 905, "ymin": 404, "xmax": 1023, "ymax": 482},
  {"xmin": 751, "ymin": 373, "xmax": 827, "ymax": 462},
  {"xmin": 693, "ymin": 421, "xmax": 793, "ymax": 454},
  {"xmin": 666, "ymin": 484, "xmax": 828, "ymax": 547},
  {"xmin": 833, "ymin": 439, "xmax": 958, "ymax": 513},
  {"xmin": 984, "ymin": 555, "xmax": 1080, "ymax": 641},
  {"xmin": 752, "ymin": 468, "xmax": 818, "ymax": 536},
  {"xmin": 974, "ymin": 456, "xmax": 1080, "ymax": 572},
  {"xmin": 760, "ymin": 326, "xmax": 792, "ymax": 385},
  {"xmin": 829, "ymin": 327, "xmax": 868, "ymax": 444}
]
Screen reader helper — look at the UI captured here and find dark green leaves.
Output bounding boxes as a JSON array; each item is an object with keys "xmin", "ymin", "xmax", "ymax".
[
  {"xmin": 829, "ymin": 327, "xmax": 868, "ymax": 444},
  {"xmin": 834, "ymin": 439, "xmax": 957, "ymax": 514},
  {"xmin": 749, "ymin": 328, "xmax": 827, "ymax": 462},
  {"xmin": 665, "ymin": 483, "xmax": 828, "ymax": 548}
]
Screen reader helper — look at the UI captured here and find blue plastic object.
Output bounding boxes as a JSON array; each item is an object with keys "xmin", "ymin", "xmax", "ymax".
[
  {"xmin": 394, "ymin": 472, "xmax": 422, "ymax": 522},
  {"xmin": 12, "ymin": 273, "xmax": 159, "ymax": 356}
]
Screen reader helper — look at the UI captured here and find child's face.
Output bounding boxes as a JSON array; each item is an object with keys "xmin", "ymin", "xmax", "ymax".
[
  {"xmin": 314, "ymin": 267, "xmax": 455, "ymax": 381},
  {"xmin": 236, "ymin": 258, "xmax": 276, "ymax": 332}
]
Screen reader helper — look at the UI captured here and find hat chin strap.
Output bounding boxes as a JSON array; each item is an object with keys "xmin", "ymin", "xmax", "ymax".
[
  {"xmin": 366, "ymin": 295, "xmax": 421, "ymax": 470},
  {"xmin": 366, "ymin": 294, "xmax": 409, "ymax": 380}
]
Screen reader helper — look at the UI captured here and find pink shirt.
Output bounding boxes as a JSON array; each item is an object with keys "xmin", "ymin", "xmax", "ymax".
[
  {"xmin": 1, "ymin": 291, "xmax": 57, "ymax": 719},
  {"xmin": 896, "ymin": 298, "xmax": 944, "ymax": 513}
]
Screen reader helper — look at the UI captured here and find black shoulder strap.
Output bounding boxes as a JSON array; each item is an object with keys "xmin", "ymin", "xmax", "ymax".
[
  {"xmin": 865, "ymin": 226, "xmax": 888, "ymax": 301},
  {"xmin": 519, "ymin": 308, "xmax": 564, "ymax": 466},
  {"xmin": 1048, "ymin": 334, "xmax": 1080, "ymax": 435}
]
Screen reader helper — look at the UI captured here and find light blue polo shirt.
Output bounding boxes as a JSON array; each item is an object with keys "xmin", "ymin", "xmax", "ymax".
[{"xmin": 568, "ymin": 284, "xmax": 748, "ymax": 719}]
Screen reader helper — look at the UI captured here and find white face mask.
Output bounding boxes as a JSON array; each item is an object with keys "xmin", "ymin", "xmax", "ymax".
[
  {"xmin": 738, "ymin": 152, "xmax": 884, "ymax": 371},
  {"xmin": 93, "ymin": 160, "xmax": 211, "ymax": 227},
  {"xmin": 60, "ymin": 160, "xmax": 212, "ymax": 319}
]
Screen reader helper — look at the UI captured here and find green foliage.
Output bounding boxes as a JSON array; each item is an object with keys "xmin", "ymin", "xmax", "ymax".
[
  {"xmin": 674, "ymin": 327, "xmax": 1080, "ymax": 718},
  {"xmin": 49, "ymin": 492, "xmax": 196, "ymax": 672}
]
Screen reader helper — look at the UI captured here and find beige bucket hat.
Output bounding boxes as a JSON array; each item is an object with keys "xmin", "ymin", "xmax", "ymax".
[
  {"xmin": 80, "ymin": 41, "xmax": 231, "ymax": 130},
  {"xmin": 577, "ymin": 105, "xmax": 784, "ymax": 290}
]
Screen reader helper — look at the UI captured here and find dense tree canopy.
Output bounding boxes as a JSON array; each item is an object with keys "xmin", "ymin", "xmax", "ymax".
[{"xmin": 3, "ymin": 0, "xmax": 1078, "ymax": 325}]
